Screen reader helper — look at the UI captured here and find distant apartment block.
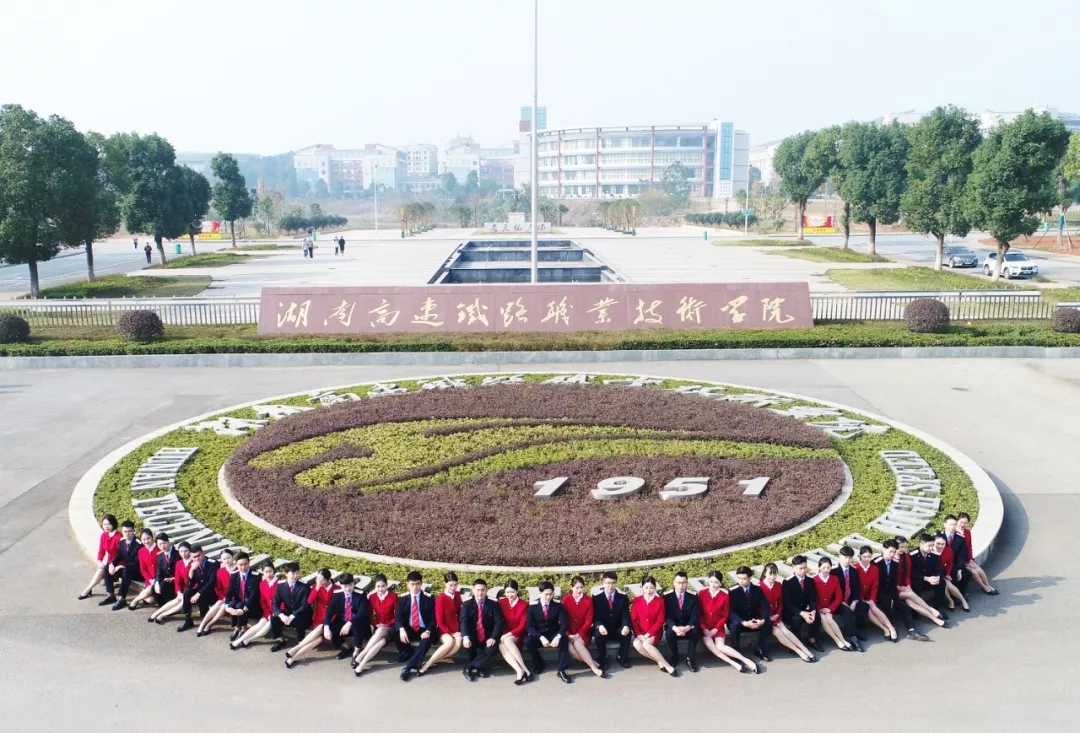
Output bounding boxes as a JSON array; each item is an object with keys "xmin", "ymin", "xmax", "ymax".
[
  {"xmin": 440, "ymin": 136, "xmax": 519, "ymax": 188},
  {"xmin": 293, "ymin": 143, "xmax": 407, "ymax": 193},
  {"xmin": 405, "ymin": 143, "xmax": 438, "ymax": 177}
]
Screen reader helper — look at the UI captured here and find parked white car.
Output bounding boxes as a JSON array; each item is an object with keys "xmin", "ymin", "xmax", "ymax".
[{"xmin": 983, "ymin": 251, "xmax": 1038, "ymax": 279}]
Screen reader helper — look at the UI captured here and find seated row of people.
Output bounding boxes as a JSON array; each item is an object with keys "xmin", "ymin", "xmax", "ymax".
[{"xmin": 77, "ymin": 513, "xmax": 995, "ymax": 684}]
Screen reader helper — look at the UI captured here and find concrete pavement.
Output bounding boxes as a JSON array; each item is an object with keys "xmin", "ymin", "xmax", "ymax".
[{"xmin": 0, "ymin": 359, "xmax": 1076, "ymax": 731}]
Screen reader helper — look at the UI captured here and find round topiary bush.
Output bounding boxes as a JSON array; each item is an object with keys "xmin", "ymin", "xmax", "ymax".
[
  {"xmin": 0, "ymin": 314, "xmax": 31, "ymax": 343},
  {"xmin": 903, "ymin": 298, "xmax": 951, "ymax": 333},
  {"xmin": 1051, "ymin": 307, "xmax": 1080, "ymax": 334},
  {"xmin": 117, "ymin": 309, "xmax": 164, "ymax": 342}
]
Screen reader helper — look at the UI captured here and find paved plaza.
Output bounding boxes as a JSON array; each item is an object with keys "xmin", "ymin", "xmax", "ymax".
[{"xmin": 0, "ymin": 358, "xmax": 1076, "ymax": 731}]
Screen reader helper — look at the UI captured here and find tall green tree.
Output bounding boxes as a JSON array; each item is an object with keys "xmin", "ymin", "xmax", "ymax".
[
  {"xmin": 803, "ymin": 126, "xmax": 847, "ymax": 247},
  {"xmin": 0, "ymin": 105, "xmax": 100, "ymax": 297},
  {"xmin": 210, "ymin": 152, "xmax": 253, "ymax": 249},
  {"xmin": 463, "ymin": 170, "xmax": 480, "ymax": 197},
  {"xmin": 441, "ymin": 172, "xmax": 458, "ymax": 197},
  {"xmin": 178, "ymin": 166, "xmax": 212, "ymax": 255},
  {"xmin": 774, "ymin": 131, "xmax": 825, "ymax": 241},
  {"xmin": 967, "ymin": 110, "xmax": 1071, "ymax": 280},
  {"xmin": 59, "ymin": 130, "xmax": 120, "ymax": 283},
  {"xmin": 836, "ymin": 121, "xmax": 909, "ymax": 256},
  {"xmin": 900, "ymin": 106, "xmax": 983, "ymax": 269},
  {"xmin": 660, "ymin": 162, "xmax": 692, "ymax": 209},
  {"xmin": 104, "ymin": 132, "xmax": 189, "ymax": 265},
  {"xmin": 1057, "ymin": 132, "xmax": 1080, "ymax": 251}
]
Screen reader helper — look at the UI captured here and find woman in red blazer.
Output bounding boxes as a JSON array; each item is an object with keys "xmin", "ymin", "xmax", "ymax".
[
  {"xmin": 563, "ymin": 576, "xmax": 604, "ymax": 678},
  {"xmin": 419, "ymin": 571, "xmax": 463, "ymax": 675},
  {"xmin": 197, "ymin": 548, "xmax": 238, "ymax": 636},
  {"xmin": 933, "ymin": 534, "xmax": 970, "ymax": 612},
  {"xmin": 760, "ymin": 563, "xmax": 814, "ymax": 662},
  {"xmin": 957, "ymin": 513, "xmax": 997, "ymax": 594},
  {"xmin": 286, "ymin": 568, "xmax": 339, "ymax": 668},
  {"xmin": 630, "ymin": 576, "xmax": 676, "ymax": 676},
  {"xmin": 855, "ymin": 546, "xmax": 899, "ymax": 640},
  {"xmin": 125, "ymin": 529, "xmax": 160, "ymax": 610},
  {"xmin": 232, "ymin": 563, "xmax": 279, "ymax": 649},
  {"xmin": 78, "ymin": 514, "xmax": 121, "ymax": 601},
  {"xmin": 149, "ymin": 541, "xmax": 193, "ymax": 624},
  {"xmin": 698, "ymin": 571, "xmax": 758, "ymax": 673},
  {"xmin": 497, "ymin": 579, "xmax": 531, "ymax": 684},
  {"xmin": 813, "ymin": 558, "xmax": 856, "ymax": 651},
  {"xmin": 354, "ymin": 574, "xmax": 399, "ymax": 675}
]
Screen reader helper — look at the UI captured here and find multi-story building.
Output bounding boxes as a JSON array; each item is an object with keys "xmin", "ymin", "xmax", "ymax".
[
  {"xmin": 516, "ymin": 121, "xmax": 749, "ymax": 200},
  {"xmin": 520, "ymin": 106, "xmax": 547, "ymax": 132},
  {"xmin": 405, "ymin": 143, "xmax": 438, "ymax": 177},
  {"xmin": 440, "ymin": 137, "xmax": 519, "ymax": 186},
  {"xmin": 293, "ymin": 144, "xmax": 407, "ymax": 193},
  {"xmin": 749, "ymin": 140, "xmax": 780, "ymax": 189}
]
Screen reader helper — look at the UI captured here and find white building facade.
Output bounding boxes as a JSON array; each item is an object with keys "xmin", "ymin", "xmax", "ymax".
[
  {"xmin": 749, "ymin": 140, "xmax": 780, "ymax": 189},
  {"xmin": 517, "ymin": 121, "xmax": 749, "ymax": 200},
  {"xmin": 293, "ymin": 144, "xmax": 407, "ymax": 193},
  {"xmin": 405, "ymin": 143, "xmax": 438, "ymax": 177}
]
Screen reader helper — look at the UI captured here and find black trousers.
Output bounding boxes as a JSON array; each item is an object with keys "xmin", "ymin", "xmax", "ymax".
[
  {"xmin": 270, "ymin": 611, "xmax": 312, "ymax": 640},
  {"xmin": 786, "ymin": 612, "xmax": 822, "ymax": 643},
  {"xmin": 113, "ymin": 564, "xmax": 144, "ymax": 599},
  {"xmin": 952, "ymin": 568, "xmax": 971, "ymax": 594},
  {"xmin": 153, "ymin": 581, "xmax": 176, "ymax": 606},
  {"xmin": 525, "ymin": 634, "xmax": 570, "ymax": 671},
  {"xmin": 880, "ymin": 593, "xmax": 915, "ymax": 631},
  {"xmin": 664, "ymin": 627, "xmax": 700, "ymax": 665},
  {"xmin": 836, "ymin": 603, "xmax": 862, "ymax": 638},
  {"xmin": 726, "ymin": 618, "xmax": 772, "ymax": 652},
  {"xmin": 917, "ymin": 581, "xmax": 948, "ymax": 610},
  {"xmin": 594, "ymin": 630, "xmax": 631, "ymax": 664},
  {"xmin": 102, "ymin": 565, "xmax": 124, "ymax": 597},
  {"xmin": 181, "ymin": 588, "xmax": 216, "ymax": 618},
  {"xmin": 224, "ymin": 603, "xmax": 250, "ymax": 627},
  {"xmin": 396, "ymin": 627, "xmax": 434, "ymax": 671},
  {"xmin": 467, "ymin": 641, "xmax": 499, "ymax": 671}
]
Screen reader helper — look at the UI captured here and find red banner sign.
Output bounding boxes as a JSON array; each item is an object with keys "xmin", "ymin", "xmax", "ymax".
[{"xmin": 258, "ymin": 283, "xmax": 813, "ymax": 335}]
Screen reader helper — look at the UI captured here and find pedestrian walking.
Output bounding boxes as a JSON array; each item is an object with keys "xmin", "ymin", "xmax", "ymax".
[
  {"xmin": 338, "ymin": 236, "xmax": 345, "ymax": 255},
  {"xmin": 133, "ymin": 235, "xmax": 138, "ymax": 250},
  {"xmin": 143, "ymin": 243, "xmax": 152, "ymax": 264}
]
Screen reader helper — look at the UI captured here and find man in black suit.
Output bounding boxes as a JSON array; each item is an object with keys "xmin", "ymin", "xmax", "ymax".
[
  {"xmin": 876, "ymin": 540, "xmax": 928, "ymax": 642},
  {"xmin": 942, "ymin": 516, "xmax": 970, "ymax": 592},
  {"xmin": 177, "ymin": 545, "xmax": 219, "ymax": 633},
  {"xmin": 910, "ymin": 534, "xmax": 948, "ymax": 613},
  {"xmin": 459, "ymin": 579, "xmax": 504, "ymax": 680},
  {"xmin": 835, "ymin": 546, "xmax": 868, "ymax": 640},
  {"xmin": 525, "ymin": 581, "xmax": 571, "ymax": 683},
  {"xmin": 663, "ymin": 571, "xmax": 701, "ymax": 672},
  {"xmin": 782, "ymin": 556, "xmax": 823, "ymax": 653},
  {"xmin": 395, "ymin": 571, "xmax": 436, "ymax": 681},
  {"xmin": 727, "ymin": 566, "xmax": 773, "ymax": 662},
  {"xmin": 223, "ymin": 552, "xmax": 261, "ymax": 642},
  {"xmin": 107, "ymin": 521, "xmax": 144, "ymax": 610},
  {"xmin": 592, "ymin": 571, "xmax": 631, "ymax": 670},
  {"xmin": 269, "ymin": 562, "xmax": 312, "ymax": 651},
  {"xmin": 153, "ymin": 534, "xmax": 181, "ymax": 606},
  {"xmin": 324, "ymin": 573, "xmax": 371, "ymax": 660}
]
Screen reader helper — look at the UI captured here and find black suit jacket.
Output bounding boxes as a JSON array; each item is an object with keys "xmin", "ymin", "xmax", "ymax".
[
  {"xmin": 663, "ymin": 590, "xmax": 700, "ymax": 630},
  {"xmin": 394, "ymin": 592, "xmax": 436, "ymax": 633},
  {"xmin": 325, "ymin": 591, "xmax": 370, "ymax": 631},
  {"xmin": 727, "ymin": 583, "xmax": 769, "ymax": 624},
  {"xmin": 945, "ymin": 533, "xmax": 968, "ymax": 577},
  {"xmin": 274, "ymin": 580, "xmax": 311, "ymax": 616},
  {"xmin": 835, "ymin": 563, "xmax": 862, "ymax": 605},
  {"xmin": 155, "ymin": 547, "xmax": 180, "ymax": 586},
  {"xmin": 526, "ymin": 600, "xmax": 569, "ymax": 639},
  {"xmin": 592, "ymin": 589, "xmax": 631, "ymax": 633},
  {"xmin": 188, "ymin": 559, "xmax": 219, "ymax": 599},
  {"xmin": 909, "ymin": 551, "xmax": 943, "ymax": 595},
  {"xmin": 874, "ymin": 558, "xmax": 900, "ymax": 603},
  {"xmin": 781, "ymin": 575, "xmax": 818, "ymax": 622},
  {"xmin": 459, "ymin": 597, "xmax": 503, "ymax": 644},
  {"xmin": 114, "ymin": 537, "xmax": 141, "ymax": 568},
  {"xmin": 225, "ymin": 570, "xmax": 260, "ymax": 613}
]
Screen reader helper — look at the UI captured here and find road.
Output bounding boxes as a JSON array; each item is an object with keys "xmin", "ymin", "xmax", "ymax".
[{"xmin": 0, "ymin": 358, "xmax": 1076, "ymax": 732}]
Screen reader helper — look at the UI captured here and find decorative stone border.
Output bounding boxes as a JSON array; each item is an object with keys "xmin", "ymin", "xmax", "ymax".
[{"xmin": 70, "ymin": 372, "xmax": 1004, "ymax": 575}]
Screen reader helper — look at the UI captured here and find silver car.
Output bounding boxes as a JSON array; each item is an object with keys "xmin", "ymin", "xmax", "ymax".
[
  {"xmin": 983, "ymin": 251, "xmax": 1038, "ymax": 279},
  {"xmin": 942, "ymin": 245, "xmax": 978, "ymax": 268}
]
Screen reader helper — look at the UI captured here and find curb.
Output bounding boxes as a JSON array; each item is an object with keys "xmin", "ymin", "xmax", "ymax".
[
  {"xmin": 8, "ymin": 346, "xmax": 1080, "ymax": 369},
  {"xmin": 68, "ymin": 371, "xmax": 1004, "ymax": 573}
]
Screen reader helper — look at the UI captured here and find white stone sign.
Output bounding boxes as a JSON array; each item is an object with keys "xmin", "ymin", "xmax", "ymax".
[
  {"xmin": 130, "ymin": 448, "xmax": 199, "ymax": 493},
  {"xmin": 183, "ymin": 417, "xmax": 268, "ymax": 437},
  {"xmin": 252, "ymin": 404, "xmax": 314, "ymax": 420},
  {"xmin": 866, "ymin": 450, "xmax": 942, "ymax": 537}
]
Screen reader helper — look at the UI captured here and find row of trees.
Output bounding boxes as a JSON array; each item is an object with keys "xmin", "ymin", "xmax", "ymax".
[
  {"xmin": 0, "ymin": 104, "xmax": 254, "ymax": 296},
  {"xmin": 773, "ymin": 106, "xmax": 1079, "ymax": 277},
  {"xmin": 685, "ymin": 211, "xmax": 760, "ymax": 229}
]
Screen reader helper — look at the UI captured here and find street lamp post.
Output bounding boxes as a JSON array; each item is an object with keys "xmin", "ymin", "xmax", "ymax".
[
  {"xmin": 743, "ymin": 136, "xmax": 751, "ymax": 235},
  {"xmin": 530, "ymin": 0, "xmax": 539, "ymax": 284},
  {"xmin": 373, "ymin": 163, "xmax": 379, "ymax": 246}
]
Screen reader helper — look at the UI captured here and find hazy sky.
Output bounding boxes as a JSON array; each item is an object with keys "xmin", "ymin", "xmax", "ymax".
[{"xmin": 3, "ymin": 0, "xmax": 1077, "ymax": 155}]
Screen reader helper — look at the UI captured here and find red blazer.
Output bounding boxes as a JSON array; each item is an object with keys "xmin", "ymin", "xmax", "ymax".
[
  {"xmin": 938, "ymin": 546, "xmax": 955, "ymax": 579},
  {"xmin": 958, "ymin": 528, "xmax": 975, "ymax": 563},
  {"xmin": 435, "ymin": 591, "xmax": 462, "ymax": 635},
  {"xmin": 215, "ymin": 566, "xmax": 235, "ymax": 602},
  {"xmin": 137, "ymin": 545, "xmax": 159, "ymax": 584},
  {"xmin": 499, "ymin": 597, "xmax": 528, "ymax": 642},
  {"xmin": 259, "ymin": 579, "xmax": 278, "ymax": 619},
  {"xmin": 97, "ymin": 531, "xmax": 121, "ymax": 563},
  {"xmin": 630, "ymin": 594, "xmax": 665, "ymax": 643},
  {"xmin": 759, "ymin": 580, "xmax": 783, "ymax": 621},
  {"xmin": 814, "ymin": 573, "xmax": 842, "ymax": 613},
  {"xmin": 697, "ymin": 588, "xmax": 730, "ymax": 635},
  {"xmin": 174, "ymin": 558, "xmax": 193, "ymax": 594},
  {"xmin": 368, "ymin": 591, "xmax": 398, "ymax": 627},
  {"xmin": 308, "ymin": 583, "xmax": 337, "ymax": 625},
  {"xmin": 897, "ymin": 552, "xmax": 912, "ymax": 588},
  {"xmin": 562, "ymin": 593, "xmax": 594, "ymax": 645},
  {"xmin": 855, "ymin": 562, "xmax": 880, "ymax": 602}
]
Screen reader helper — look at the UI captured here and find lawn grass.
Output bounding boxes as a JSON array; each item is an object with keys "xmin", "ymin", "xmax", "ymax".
[
  {"xmin": 4, "ymin": 321, "xmax": 1079, "ymax": 356},
  {"xmin": 34, "ymin": 274, "xmax": 213, "ymax": 299},
  {"xmin": 769, "ymin": 247, "xmax": 891, "ymax": 263},
  {"xmin": 238, "ymin": 243, "xmax": 300, "ymax": 251},
  {"xmin": 1042, "ymin": 287, "xmax": 1080, "ymax": 303},
  {"xmin": 827, "ymin": 266, "xmax": 1032, "ymax": 291},
  {"xmin": 711, "ymin": 238, "xmax": 805, "ymax": 247},
  {"xmin": 151, "ymin": 252, "xmax": 262, "ymax": 269}
]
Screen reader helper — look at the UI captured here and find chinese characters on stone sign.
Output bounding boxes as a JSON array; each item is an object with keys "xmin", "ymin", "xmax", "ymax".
[{"xmin": 260, "ymin": 283, "xmax": 813, "ymax": 335}]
